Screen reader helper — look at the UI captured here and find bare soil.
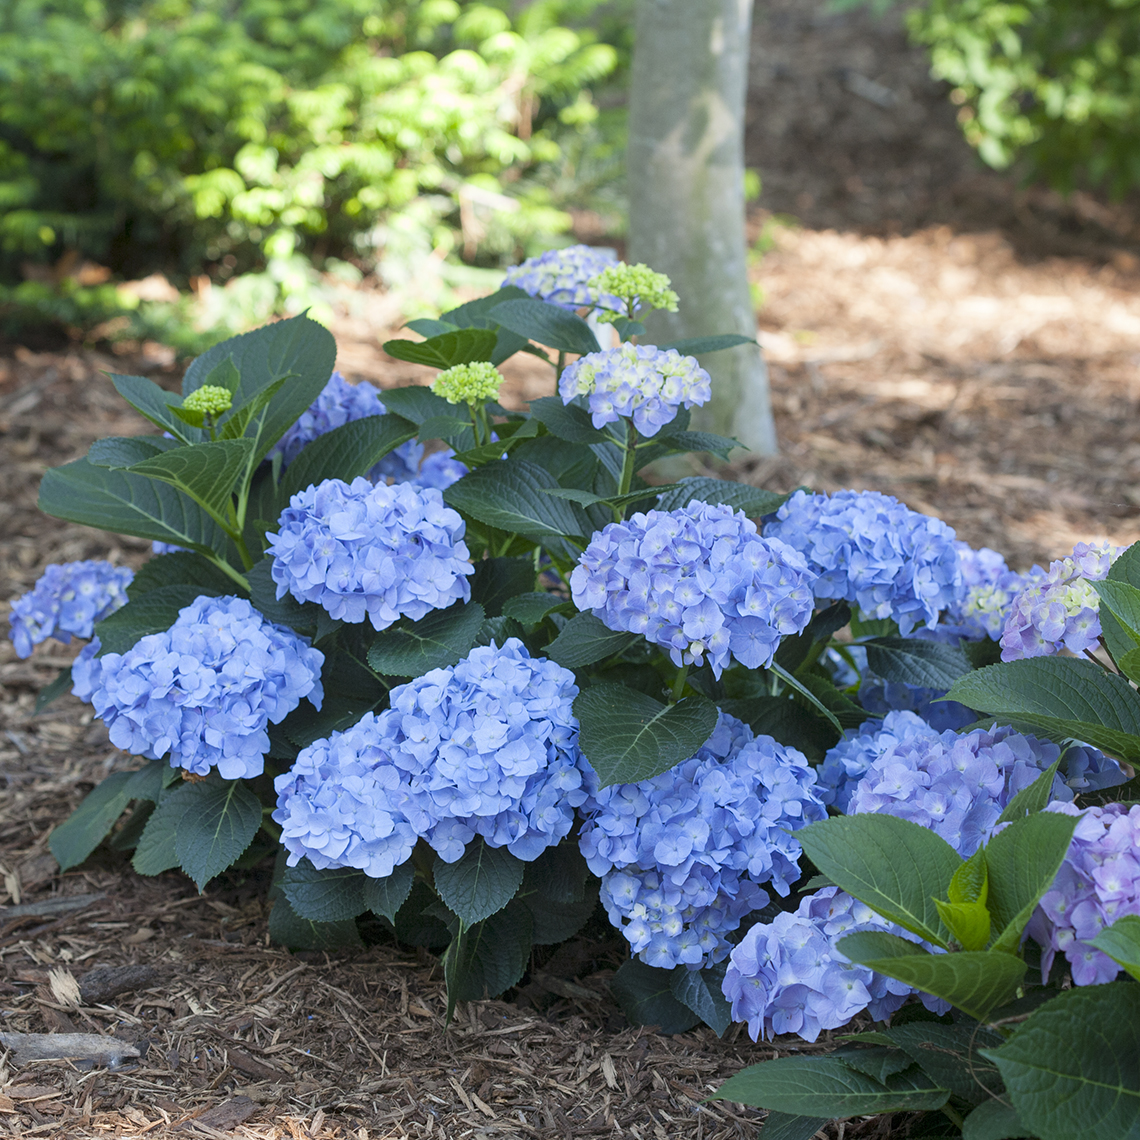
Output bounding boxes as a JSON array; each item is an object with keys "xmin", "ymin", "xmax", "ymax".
[{"xmin": 4, "ymin": 2, "xmax": 1140, "ymax": 1137}]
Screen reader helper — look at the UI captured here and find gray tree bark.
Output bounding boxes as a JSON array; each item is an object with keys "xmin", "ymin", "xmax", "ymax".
[{"xmin": 627, "ymin": 0, "xmax": 777, "ymax": 456}]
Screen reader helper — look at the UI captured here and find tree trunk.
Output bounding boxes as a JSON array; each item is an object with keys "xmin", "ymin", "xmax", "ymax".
[{"xmin": 627, "ymin": 0, "xmax": 777, "ymax": 456}]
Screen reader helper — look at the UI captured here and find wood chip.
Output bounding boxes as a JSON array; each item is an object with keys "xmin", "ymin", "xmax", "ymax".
[
  {"xmin": 0, "ymin": 1032, "xmax": 140, "ymax": 1069},
  {"xmin": 79, "ymin": 963, "xmax": 162, "ymax": 1004},
  {"xmin": 175, "ymin": 1096, "xmax": 259, "ymax": 1133}
]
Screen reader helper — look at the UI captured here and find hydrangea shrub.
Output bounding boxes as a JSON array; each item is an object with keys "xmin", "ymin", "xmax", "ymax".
[{"xmin": 17, "ymin": 246, "xmax": 1140, "ymax": 1140}]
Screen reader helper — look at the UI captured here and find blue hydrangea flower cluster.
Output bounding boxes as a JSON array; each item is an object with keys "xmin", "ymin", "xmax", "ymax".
[
  {"xmin": 271, "ymin": 371, "xmax": 424, "ymax": 481},
  {"xmin": 816, "ymin": 710, "xmax": 933, "ymax": 812},
  {"xmin": 558, "ymin": 343, "xmax": 712, "ymax": 437},
  {"xmin": 943, "ymin": 543, "xmax": 1029, "ymax": 641},
  {"xmin": 410, "ymin": 449, "xmax": 468, "ymax": 491},
  {"xmin": 502, "ymin": 244, "xmax": 623, "ymax": 312},
  {"xmin": 267, "ymin": 477, "xmax": 472, "ymax": 630},
  {"xmin": 276, "ymin": 639, "xmax": 588, "ymax": 870},
  {"xmin": 70, "ymin": 638, "xmax": 102, "ymax": 703},
  {"xmin": 857, "ymin": 678, "xmax": 977, "ymax": 733},
  {"xmin": 844, "ymin": 721, "xmax": 1120, "ymax": 856},
  {"xmin": 764, "ymin": 490, "xmax": 962, "ymax": 635},
  {"xmin": 1028, "ymin": 802, "xmax": 1140, "ymax": 986},
  {"xmin": 273, "ymin": 711, "xmax": 419, "ymax": 879},
  {"xmin": 570, "ymin": 502, "xmax": 816, "ymax": 678},
  {"xmin": 1000, "ymin": 542, "xmax": 1117, "ymax": 661},
  {"xmin": 84, "ymin": 595, "xmax": 324, "ymax": 779},
  {"xmin": 8, "ymin": 560, "xmax": 133, "ymax": 659},
  {"xmin": 722, "ymin": 886, "xmax": 940, "ymax": 1042},
  {"xmin": 579, "ymin": 714, "xmax": 828, "ymax": 969}
]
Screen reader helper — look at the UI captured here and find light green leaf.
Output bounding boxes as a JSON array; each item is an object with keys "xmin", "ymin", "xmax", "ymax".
[
  {"xmin": 546, "ymin": 612, "xmax": 639, "ymax": 669},
  {"xmin": 948, "ymin": 847, "xmax": 988, "ymax": 904},
  {"xmin": 433, "ymin": 837, "xmax": 524, "ymax": 927},
  {"xmin": 444, "ymin": 459, "xmax": 589, "ymax": 541},
  {"xmin": 795, "ymin": 814, "xmax": 961, "ymax": 944},
  {"xmin": 838, "ymin": 932, "xmax": 1025, "ymax": 1021},
  {"xmin": 38, "ymin": 459, "xmax": 229, "ymax": 556},
  {"xmin": 110, "ymin": 374, "xmax": 193, "ymax": 442},
  {"xmin": 985, "ymin": 982, "xmax": 1140, "ymax": 1140},
  {"xmin": 934, "ymin": 898, "xmax": 991, "ymax": 951},
  {"xmin": 174, "ymin": 777, "xmax": 263, "ymax": 891},
  {"xmin": 709, "ymin": 1055, "xmax": 949, "ymax": 1116},
  {"xmin": 573, "ymin": 684, "xmax": 718, "ymax": 787},
  {"xmin": 127, "ymin": 438, "xmax": 254, "ymax": 527},
  {"xmin": 985, "ymin": 810, "xmax": 1079, "ymax": 953},
  {"xmin": 1090, "ymin": 914, "xmax": 1140, "ymax": 981},
  {"xmin": 367, "ymin": 601, "xmax": 485, "ymax": 677},
  {"xmin": 946, "ymin": 658, "xmax": 1140, "ymax": 763},
  {"xmin": 1093, "ymin": 579, "xmax": 1140, "ymax": 646}
]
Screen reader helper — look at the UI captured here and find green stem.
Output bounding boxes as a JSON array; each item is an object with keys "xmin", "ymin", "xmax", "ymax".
[
  {"xmin": 207, "ymin": 553, "xmax": 253, "ymax": 591},
  {"xmin": 671, "ymin": 662, "xmax": 690, "ymax": 703},
  {"xmin": 468, "ymin": 403, "xmax": 484, "ymax": 447},
  {"xmin": 259, "ymin": 812, "xmax": 282, "ymax": 841},
  {"xmin": 617, "ymin": 422, "xmax": 638, "ymax": 502},
  {"xmin": 555, "ymin": 350, "xmax": 566, "ymax": 383},
  {"xmin": 940, "ymin": 1105, "xmax": 965, "ymax": 1130}
]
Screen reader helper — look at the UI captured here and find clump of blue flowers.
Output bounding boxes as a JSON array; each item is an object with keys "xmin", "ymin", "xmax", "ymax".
[
  {"xmin": 570, "ymin": 502, "xmax": 816, "ymax": 678},
  {"xmin": 1028, "ymin": 802, "xmax": 1140, "ymax": 987},
  {"xmin": 8, "ymin": 560, "xmax": 133, "ymax": 659},
  {"xmin": 934, "ymin": 543, "xmax": 1029, "ymax": 643},
  {"xmin": 764, "ymin": 489, "xmax": 962, "ymax": 635},
  {"xmin": 281, "ymin": 642, "xmax": 588, "ymax": 861},
  {"xmin": 85, "ymin": 595, "xmax": 324, "ymax": 779},
  {"xmin": 722, "ymin": 886, "xmax": 944, "ymax": 1042},
  {"xmin": 816, "ymin": 710, "xmax": 933, "ymax": 812},
  {"xmin": 502, "ymin": 244, "xmax": 623, "ymax": 313},
  {"xmin": 559, "ymin": 343, "xmax": 712, "ymax": 437},
  {"xmin": 579, "ymin": 714, "xmax": 827, "ymax": 969},
  {"xmin": 273, "ymin": 711, "xmax": 418, "ymax": 879},
  {"xmin": 1000, "ymin": 542, "xmax": 1117, "ymax": 661},
  {"xmin": 272, "ymin": 371, "xmax": 423, "ymax": 481},
  {"xmin": 267, "ymin": 478, "xmax": 472, "ymax": 630},
  {"xmin": 844, "ymin": 721, "xmax": 1120, "ymax": 856}
]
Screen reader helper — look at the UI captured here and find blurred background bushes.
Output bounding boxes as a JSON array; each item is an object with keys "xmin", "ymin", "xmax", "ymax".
[{"xmin": 0, "ymin": 0, "xmax": 631, "ymax": 347}]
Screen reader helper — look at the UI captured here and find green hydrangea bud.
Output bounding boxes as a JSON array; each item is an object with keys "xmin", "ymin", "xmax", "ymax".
[
  {"xmin": 588, "ymin": 263, "xmax": 679, "ymax": 324},
  {"xmin": 431, "ymin": 362, "xmax": 502, "ymax": 406},
  {"xmin": 182, "ymin": 385, "xmax": 233, "ymax": 416}
]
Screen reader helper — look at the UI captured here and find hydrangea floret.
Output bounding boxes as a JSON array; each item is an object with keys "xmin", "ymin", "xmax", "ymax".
[
  {"xmin": 1028, "ymin": 802, "xmax": 1140, "ymax": 986},
  {"xmin": 570, "ymin": 501, "xmax": 816, "ymax": 678},
  {"xmin": 722, "ymin": 886, "xmax": 944, "ymax": 1042},
  {"xmin": 579, "ymin": 713, "xmax": 827, "ymax": 969},
  {"xmin": 587, "ymin": 263, "xmax": 679, "ymax": 323},
  {"xmin": 559, "ymin": 343, "xmax": 711, "ymax": 437},
  {"xmin": 502, "ymin": 244, "xmax": 622, "ymax": 313},
  {"xmin": 279, "ymin": 639, "xmax": 587, "ymax": 865},
  {"xmin": 84, "ymin": 595, "xmax": 324, "ymax": 780},
  {"xmin": 1000, "ymin": 541, "xmax": 1118, "ymax": 661},
  {"xmin": 266, "ymin": 478, "xmax": 472, "ymax": 630},
  {"xmin": 272, "ymin": 371, "xmax": 423, "ymax": 481},
  {"xmin": 764, "ymin": 489, "xmax": 962, "ymax": 635},
  {"xmin": 8, "ymin": 560, "xmax": 134, "ymax": 659}
]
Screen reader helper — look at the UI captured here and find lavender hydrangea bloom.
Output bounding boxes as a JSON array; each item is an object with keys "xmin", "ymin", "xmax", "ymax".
[
  {"xmin": 1000, "ymin": 542, "xmax": 1117, "ymax": 661},
  {"xmin": 273, "ymin": 712, "xmax": 418, "ymax": 879},
  {"xmin": 764, "ymin": 490, "xmax": 961, "ymax": 635},
  {"xmin": 845, "ymin": 722, "xmax": 1095, "ymax": 856},
  {"xmin": 1028, "ymin": 802, "xmax": 1140, "ymax": 986},
  {"xmin": 271, "ymin": 371, "xmax": 423, "ymax": 480},
  {"xmin": 570, "ymin": 502, "xmax": 816, "ymax": 678},
  {"xmin": 85, "ymin": 595, "xmax": 324, "ymax": 779},
  {"xmin": 816, "ymin": 710, "xmax": 933, "ymax": 811},
  {"xmin": 919, "ymin": 542, "xmax": 1030, "ymax": 644},
  {"xmin": 722, "ymin": 887, "xmax": 937, "ymax": 1042},
  {"xmin": 579, "ymin": 714, "xmax": 828, "ymax": 969},
  {"xmin": 502, "ymin": 244, "xmax": 623, "ymax": 313},
  {"xmin": 267, "ymin": 478, "xmax": 473, "ymax": 630},
  {"xmin": 857, "ymin": 678, "xmax": 977, "ymax": 733},
  {"xmin": 8, "ymin": 560, "xmax": 133, "ymax": 659},
  {"xmin": 355, "ymin": 639, "xmax": 588, "ymax": 863},
  {"xmin": 559, "ymin": 343, "xmax": 712, "ymax": 437}
]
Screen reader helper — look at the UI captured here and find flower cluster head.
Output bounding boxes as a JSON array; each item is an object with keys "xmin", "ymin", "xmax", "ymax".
[
  {"xmin": 764, "ymin": 490, "xmax": 962, "ymax": 635},
  {"xmin": 85, "ymin": 595, "xmax": 323, "ymax": 779},
  {"xmin": 570, "ymin": 501, "xmax": 816, "ymax": 678},
  {"xmin": 8, "ymin": 561, "xmax": 133, "ymax": 659},
  {"xmin": 276, "ymin": 639, "xmax": 588, "ymax": 871},
  {"xmin": 271, "ymin": 371, "xmax": 423, "ymax": 481},
  {"xmin": 410, "ymin": 448, "xmax": 468, "ymax": 491},
  {"xmin": 816, "ymin": 710, "xmax": 933, "ymax": 812},
  {"xmin": 579, "ymin": 714, "xmax": 828, "ymax": 969},
  {"xmin": 857, "ymin": 678, "xmax": 977, "ymax": 733},
  {"xmin": 844, "ymin": 720, "xmax": 1120, "ymax": 856},
  {"xmin": 1028, "ymin": 802, "xmax": 1140, "ymax": 986},
  {"xmin": 559, "ymin": 342, "xmax": 711, "ymax": 437},
  {"xmin": 267, "ymin": 477, "xmax": 472, "ymax": 631},
  {"xmin": 723, "ymin": 887, "xmax": 941, "ymax": 1042},
  {"xmin": 502, "ymin": 244, "xmax": 622, "ymax": 313},
  {"xmin": 588, "ymin": 263, "xmax": 679, "ymax": 323},
  {"xmin": 181, "ymin": 384, "xmax": 233, "ymax": 418},
  {"xmin": 431, "ymin": 362, "xmax": 501, "ymax": 406},
  {"xmin": 1000, "ymin": 542, "xmax": 1118, "ymax": 661}
]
